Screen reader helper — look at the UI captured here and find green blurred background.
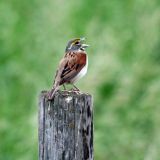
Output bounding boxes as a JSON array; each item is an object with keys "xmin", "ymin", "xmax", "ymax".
[{"xmin": 0, "ymin": 0, "xmax": 160, "ymax": 159}]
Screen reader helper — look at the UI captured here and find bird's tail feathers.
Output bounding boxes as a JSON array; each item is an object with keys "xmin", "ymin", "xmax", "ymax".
[{"xmin": 48, "ymin": 84, "xmax": 59, "ymax": 100}]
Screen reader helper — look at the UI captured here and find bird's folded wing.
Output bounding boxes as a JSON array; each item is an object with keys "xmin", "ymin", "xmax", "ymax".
[{"xmin": 57, "ymin": 52, "xmax": 86, "ymax": 85}]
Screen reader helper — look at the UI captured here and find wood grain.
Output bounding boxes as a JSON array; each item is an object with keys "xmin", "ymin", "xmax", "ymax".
[{"xmin": 38, "ymin": 91, "xmax": 93, "ymax": 160}]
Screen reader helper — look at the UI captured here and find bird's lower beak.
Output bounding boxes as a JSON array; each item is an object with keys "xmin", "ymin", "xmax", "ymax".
[{"xmin": 81, "ymin": 44, "xmax": 89, "ymax": 49}]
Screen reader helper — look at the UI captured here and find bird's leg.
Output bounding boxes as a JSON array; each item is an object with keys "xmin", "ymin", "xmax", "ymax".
[
  {"xmin": 72, "ymin": 84, "xmax": 80, "ymax": 91},
  {"xmin": 63, "ymin": 84, "xmax": 66, "ymax": 90},
  {"xmin": 62, "ymin": 84, "xmax": 69, "ymax": 94}
]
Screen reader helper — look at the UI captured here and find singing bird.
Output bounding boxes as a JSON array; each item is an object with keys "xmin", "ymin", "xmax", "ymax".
[{"xmin": 48, "ymin": 38, "xmax": 89, "ymax": 100}]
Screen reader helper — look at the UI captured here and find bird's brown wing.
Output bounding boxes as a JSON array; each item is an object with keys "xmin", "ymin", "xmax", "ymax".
[{"xmin": 55, "ymin": 51, "xmax": 86, "ymax": 85}]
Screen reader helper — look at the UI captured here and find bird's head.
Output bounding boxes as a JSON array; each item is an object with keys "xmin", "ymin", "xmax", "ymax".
[{"xmin": 65, "ymin": 37, "xmax": 89, "ymax": 52}]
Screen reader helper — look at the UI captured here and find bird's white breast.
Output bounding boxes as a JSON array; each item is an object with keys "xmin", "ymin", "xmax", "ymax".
[{"xmin": 71, "ymin": 55, "xmax": 88, "ymax": 83}]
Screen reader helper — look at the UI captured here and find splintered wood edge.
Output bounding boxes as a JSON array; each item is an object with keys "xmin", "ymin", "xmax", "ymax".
[{"xmin": 40, "ymin": 90, "xmax": 92, "ymax": 100}]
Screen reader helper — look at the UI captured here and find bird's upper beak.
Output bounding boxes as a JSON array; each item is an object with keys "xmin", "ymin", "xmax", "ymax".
[{"xmin": 80, "ymin": 37, "xmax": 86, "ymax": 41}]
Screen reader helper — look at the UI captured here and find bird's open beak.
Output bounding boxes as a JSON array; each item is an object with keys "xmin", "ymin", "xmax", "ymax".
[{"xmin": 80, "ymin": 37, "xmax": 89, "ymax": 49}]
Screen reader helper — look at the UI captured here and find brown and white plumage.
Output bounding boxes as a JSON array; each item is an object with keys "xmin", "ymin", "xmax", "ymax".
[{"xmin": 48, "ymin": 38, "xmax": 89, "ymax": 100}]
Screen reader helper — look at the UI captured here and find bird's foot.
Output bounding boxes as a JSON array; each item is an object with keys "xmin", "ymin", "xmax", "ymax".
[
  {"xmin": 72, "ymin": 88, "xmax": 80, "ymax": 92},
  {"xmin": 70, "ymin": 87, "xmax": 81, "ymax": 94}
]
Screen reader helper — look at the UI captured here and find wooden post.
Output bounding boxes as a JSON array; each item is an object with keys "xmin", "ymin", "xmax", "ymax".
[{"xmin": 38, "ymin": 91, "xmax": 93, "ymax": 160}]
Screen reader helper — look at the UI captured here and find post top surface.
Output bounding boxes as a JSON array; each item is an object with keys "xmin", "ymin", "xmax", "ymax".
[{"xmin": 40, "ymin": 90, "xmax": 92, "ymax": 100}]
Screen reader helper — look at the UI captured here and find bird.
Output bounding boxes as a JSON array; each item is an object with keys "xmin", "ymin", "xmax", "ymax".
[{"xmin": 48, "ymin": 37, "xmax": 89, "ymax": 100}]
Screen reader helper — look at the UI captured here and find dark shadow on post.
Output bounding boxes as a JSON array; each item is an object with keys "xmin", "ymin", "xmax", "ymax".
[{"xmin": 38, "ymin": 91, "xmax": 93, "ymax": 160}]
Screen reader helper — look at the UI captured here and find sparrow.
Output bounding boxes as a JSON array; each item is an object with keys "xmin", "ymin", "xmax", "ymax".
[{"xmin": 48, "ymin": 37, "xmax": 89, "ymax": 100}]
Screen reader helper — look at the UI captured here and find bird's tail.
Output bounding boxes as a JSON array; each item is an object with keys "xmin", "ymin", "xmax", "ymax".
[{"xmin": 48, "ymin": 84, "xmax": 59, "ymax": 100}]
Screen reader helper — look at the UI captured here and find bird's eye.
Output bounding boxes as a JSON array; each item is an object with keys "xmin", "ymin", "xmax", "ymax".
[{"xmin": 75, "ymin": 41, "xmax": 79, "ymax": 45}]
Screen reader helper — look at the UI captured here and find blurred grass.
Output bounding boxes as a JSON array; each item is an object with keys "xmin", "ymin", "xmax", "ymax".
[{"xmin": 0, "ymin": 0, "xmax": 160, "ymax": 159}]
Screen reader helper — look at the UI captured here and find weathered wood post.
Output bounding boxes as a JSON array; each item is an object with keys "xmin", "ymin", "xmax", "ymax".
[{"xmin": 39, "ymin": 91, "xmax": 93, "ymax": 160}]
